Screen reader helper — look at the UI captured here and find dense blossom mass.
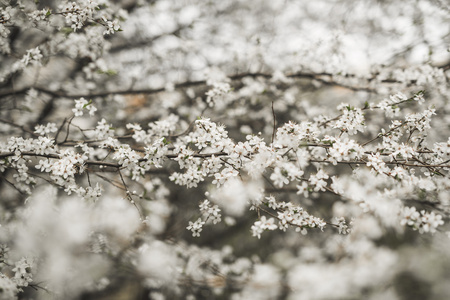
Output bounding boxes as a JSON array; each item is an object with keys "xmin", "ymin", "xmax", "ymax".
[{"xmin": 0, "ymin": 0, "xmax": 449, "ymax": 299}]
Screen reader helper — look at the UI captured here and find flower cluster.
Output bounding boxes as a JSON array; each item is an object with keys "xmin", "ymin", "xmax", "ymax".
[
  {"xmin": 404, "ymin": 107, "xmax": 435, "ymax": 133},
  {"xmin": 400, "ymin": 206, "xmax": 444, "ymax": 234},
  {"xmin": 36, "ymin": 149, "xmax": 87, "ymax": 180},
  {"xmin": 191, "ymin": 118, "xmax": 231, "ymax": 150},
  {"xmin": 94, "ymin": 119, "xmax": 115, "ymax": 140},
  {"xmin": 27, "ymin": 9, "xmax": 50, "ymax": 23},
  {"xmin": 60, "ymin": 1, "xmax": 98, "ymax": 31},
  {"xmin": 12, "ymin": 47, "xmax": 43, "ymax": 72},
  {"xmin": 34, "ymin": 123, "xmax": 57, "ymax": 136},
  {"xmin": 275, "ymin": 121, "xmax": 319, "ymax": 149},
  {"xmin": 249, "ymin": 196, "xmax": 326, "ymax": 238},
  {"xmin": 277, "ymin": 204, "xmax": 326, "ymax": 234},
  {"xmin": 102, "ymin": 17, "xmax": 121, "ymax": 35},
  {"xmin": 308, "ymin": 169, "xmax": 330, "ymax": 192},
  {"xmin": 327, "ymin": 137, "xmax": 364, "ymax": 164},
  {"xmin": 433, "ymin": 137, "xmax": 450, "ymax": 159},
  {"xmin": 205, "ymin": 82, "xmax": 232, "ymax": 107},
  {"xmin": 12, "ymin": 257, "xmax": 34, "ymax": 288},
  {"xmin": 334, "ymin": 217, "xmax": 353, "ymax": 235},
  {"xmin": 73, "ymin": 98, "xmax": 97, "ymax": 117},
  {"xmin": 199, "ymin": 199, "xmax": 222, "ymax": 224},
  {"xmin": 377, "ymin": 92, "xmax": 408, "ymax": 117},
  {"xmin": 186, "ymin": 218, "xmax": 205, "ymax": 237},
  {"xmin": 334, "ymin": 104, "xmax": 365, "ymax": 135},
  {"xmin": 251, "ymin": 216, "xmax": 278, "ymax": 239},
  {"xmin": 366, "ymin": 152, "xmax": 389, "ymax": 174}
]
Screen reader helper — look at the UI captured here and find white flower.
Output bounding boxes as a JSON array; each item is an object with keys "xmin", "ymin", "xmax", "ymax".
[
  {"xmin": 28, "ymin": 9, "xmax": 50, "ymax": 22},
  {"xmin": 103, "ymin": 17, "xmax": 121, "ymax": 35},
  {"xmin": 199, "ymin": 199, "xmax": 222, "ymax": 224},
  {"xmin": 274, "ymin": 121, "xmax": 319, "ymax": 149},
  {"xmin": 187, "ymin": 218, "xmax": 205, "ymax": 237},
  {"xmin": 366, "ymin": 152, "xmax": 389, "ymax": 174},
  {"xmin": 413, "ymin": 91, "xmax": 425, "ymax": 104},
  {"xmin": 251, "ymin": 216, "xmax": 278, "ymax": 239},
  {"xmin": 205, "ymin": 82, "xmax": 231, "ymax": 107},
  {"xmin": 309, "ymin": 170, "xmax": 329, "ymax": 192},
  {"xmin": 334, "ymin": 217, "xmax": 352, "ymax": 234},
  {"xmin": 328, "ymin": 138, "xmax": 364, "ymax": 164},
  {"xmin": 21, "ymin": 47, "xmax": 42, "ymax": 66},
  {"xmin": 12, "ymin": 257, "xmax": 34, "ymax": 287},
  {"xmin": 334, "ymin": 106, "xmax": 365, "ymax": 135},
  {"xmin": 330, "ymin": 176, "xmax": 344, "ymax": 194},
  {"xmin": 400, "ymin": 206, "xmax": 444, "ymax": 234},
  {"xmin": 265, "ymin": 195, "xmax": 278, "ymax": 209},
  {"xmin": 212, "ymin": 167, "xmax": 239, "ymax": 187},
  {"xmin": 34, "ymin": 123, "xmax": 57, "ymax": 136},
  {"xmin": 404, "ymin": 107, "xmax": 435, "ymax": 132},
  {"xmin": 270, "ymin": 167, "xmax": 289, "ymax": 188},
  {"xmin": 73, "ymin": 98, "xmax": 97, "ymax": 117},
  {"xmin": 296, "ymin": 181, "xmax": 310, "ymax": 198},
  {"xmin": 94, "ymin": 119, "xmax": 114, "ymax": 140}
]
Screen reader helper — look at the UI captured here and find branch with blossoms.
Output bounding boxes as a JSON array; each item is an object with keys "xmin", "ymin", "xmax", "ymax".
[
  {"xmin": 0, "ymin": 70, "xmax": 411, "ymax": 100},
  {"xmin": 0, "ymin": 89, "xmax": 446, "ymax": 241},
  {"xmin": 28, "ymin": 2, "xmax": 123, "ymax": 35},
  {"xmin": 1, "ymin": 90, "xmax": 447, "ymax": 239},
  {"xmin": 2, "ymin": 61, "xmax": 447, "ymax": 100},
  {"xmin": 0, "ymin": 1, "xmax": 125, "ymax": 91}
]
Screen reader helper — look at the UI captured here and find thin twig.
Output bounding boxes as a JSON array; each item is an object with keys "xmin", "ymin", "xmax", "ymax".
[
  {"xmin": 271, "ymin": 101, "xmax": 276, "ymax": 144},
  {"xmin": 0, "ymin": 118, "xmax": 37, "ymax": 136}
]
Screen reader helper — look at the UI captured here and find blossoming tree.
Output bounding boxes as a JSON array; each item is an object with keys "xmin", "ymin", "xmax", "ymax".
[{"xmin": 0, "ymin": 0, "xmax": 449, "ymax": 299}]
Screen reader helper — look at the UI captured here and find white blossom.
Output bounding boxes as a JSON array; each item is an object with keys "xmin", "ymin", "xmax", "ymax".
[
  {"xmin": 73, "ymin": 98, "xmax": 97, "ymax": 117},
  {"xmin": 12, "ymin": 257, "xmax": 34, "ymax": 287},
  {"xmin": 251, "ymin": 216, "xmax": 278, "ymax": 238},
  {"xmin": 187, "ymin": 218, "xmax": 205, "ymax": 237},
  {"xmin": 400, "ymin": 206, "xmax": 444, "ymax": 234}
]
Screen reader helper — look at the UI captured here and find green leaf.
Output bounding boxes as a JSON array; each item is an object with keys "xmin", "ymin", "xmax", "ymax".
[
  {"xmin": 82, "ymin": 99, "xmax": 93, "ymax": 108},
  {"xmin": 97, "ymin": 69, "xmax": 118, "ymax": 76},
  {"xmin": 60, "ymin": 27, "xmax": 73, "ymax": 35}
]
